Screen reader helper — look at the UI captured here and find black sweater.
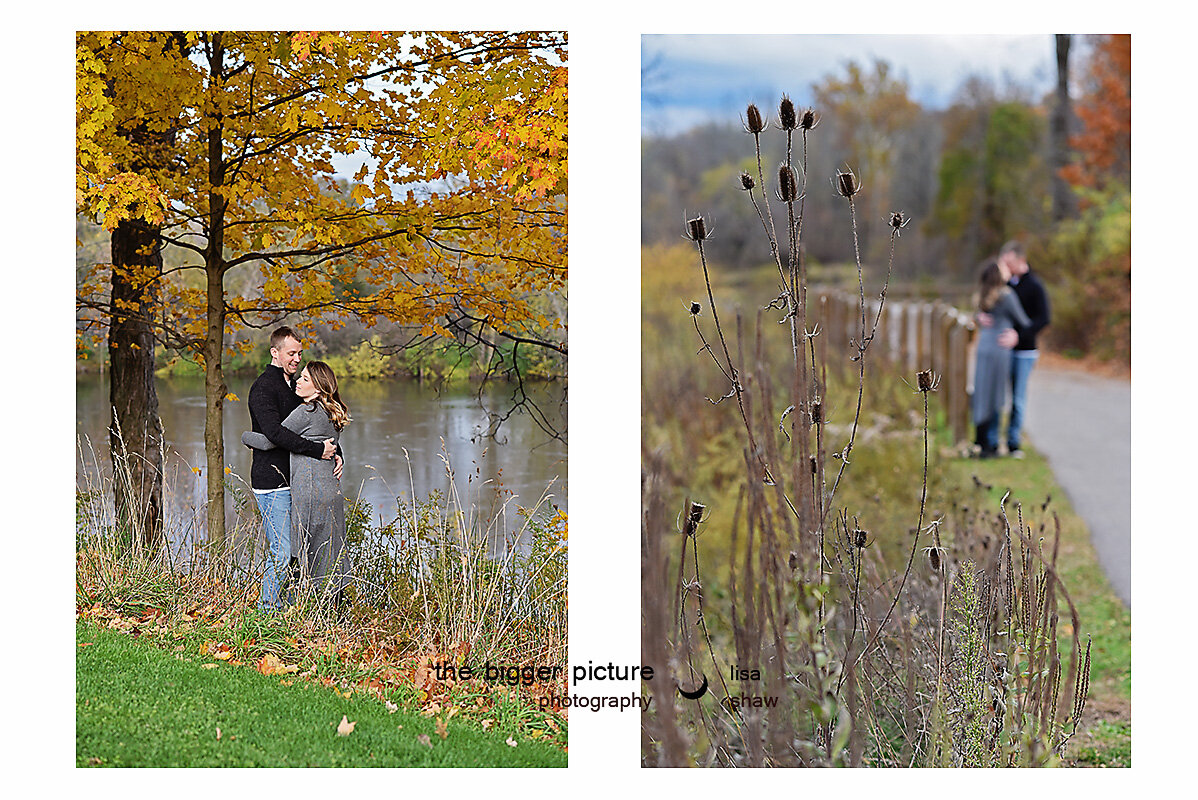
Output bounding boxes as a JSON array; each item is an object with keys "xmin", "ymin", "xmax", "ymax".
[
  {"xmin": 247, "ymin": 365, "xmax": 326, "ymax": 490},
  {"xmin": 1009, "ymin": 269, "xmax": 1050, "ymax": 351}
]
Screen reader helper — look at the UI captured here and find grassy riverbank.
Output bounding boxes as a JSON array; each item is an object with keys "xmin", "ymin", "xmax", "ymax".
[{"xmin": 76, "ymin": 467, "xmax": 569, "ymax": 766}]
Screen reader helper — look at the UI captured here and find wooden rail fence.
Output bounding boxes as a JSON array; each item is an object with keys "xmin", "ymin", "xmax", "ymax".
[{"xmin": 813, "ymin": 289, "xmax": 977, "ymax": 444}]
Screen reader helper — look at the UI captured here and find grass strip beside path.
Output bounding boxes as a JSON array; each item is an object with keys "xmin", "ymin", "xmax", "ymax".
[
  {"xmin": 76, "ymin": 620, "xmax": 566, "ymax": 768},
  {"xmin": 941, "ymin": 446, "xmax": 1131, "ymax": 767}
]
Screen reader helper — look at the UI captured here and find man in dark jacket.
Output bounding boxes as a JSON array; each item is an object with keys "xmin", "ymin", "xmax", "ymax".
[
  {"xmin": 999, "ymin": 240, "xmax": 1050, "ymax": 457},
  {"xmin": 248, "ymin": 326, "xmax": 338, "ymax": 611}
]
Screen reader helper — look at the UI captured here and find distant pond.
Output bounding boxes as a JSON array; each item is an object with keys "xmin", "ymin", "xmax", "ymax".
[{"xmin": 76, "ymin": 373, "xmax": 567, "ymax": 543}]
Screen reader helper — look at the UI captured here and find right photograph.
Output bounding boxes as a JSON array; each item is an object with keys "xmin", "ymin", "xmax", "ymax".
[{"xmin": 640, "ymin": 34, "xmax": 1130, "ymax": 767}]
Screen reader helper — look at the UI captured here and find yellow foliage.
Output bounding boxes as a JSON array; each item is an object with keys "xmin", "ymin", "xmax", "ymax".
[{"xmin": 77, "ymin": 31, "xmax": 568, "ymax": 358}]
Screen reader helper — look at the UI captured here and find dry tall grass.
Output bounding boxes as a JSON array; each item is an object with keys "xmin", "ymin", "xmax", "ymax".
[{"xmin": 77, "ymin": 433, "xmax": 567, "ymax": 672}]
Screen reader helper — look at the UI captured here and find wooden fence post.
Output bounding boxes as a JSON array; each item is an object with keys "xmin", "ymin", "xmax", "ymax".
[{"xmin": 808, "ymin": 290, "xmax": 980, "ymax": 444}]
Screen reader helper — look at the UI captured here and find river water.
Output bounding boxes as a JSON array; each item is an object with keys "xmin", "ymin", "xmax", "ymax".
[{"xmin": 76, "ymin": 373, "xmax": 567, "ymax": 546}]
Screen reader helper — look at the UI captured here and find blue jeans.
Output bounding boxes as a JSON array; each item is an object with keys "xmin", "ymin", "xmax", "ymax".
[
  {"xmin": 1007, "ymin": 351, "xmax": 1039, "ymax": 450},
  {"xmin": 255, "ymin": 489, "xmax": 292, "ymax": 611}
]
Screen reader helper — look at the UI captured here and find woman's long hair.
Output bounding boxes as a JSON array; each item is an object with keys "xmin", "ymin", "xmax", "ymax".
[
  {"xmin": 976, "ymin": 259, "xmax": 1008, "ymax": 312},
  {"xmin": 305, "ymin": 360, "xmax": 352, "ymax": 430}
]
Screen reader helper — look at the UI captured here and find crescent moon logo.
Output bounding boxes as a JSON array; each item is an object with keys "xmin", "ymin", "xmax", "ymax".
[{"xmin": 677, "ymin": 674, "xmax": 709, "ymax": 700}]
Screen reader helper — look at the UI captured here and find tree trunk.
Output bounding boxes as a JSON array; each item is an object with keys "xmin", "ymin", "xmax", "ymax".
[
  {"xmin": 1051, "ymin": 34, "xmax": 1078, "ymax": 222},
  {"xmin": 204, "ymin": 32, "xmax": 229, "ymax": 549},
  {"xmin": 109, "ymin": 218, "xmax": 165, "ymax": 551},
  {"xmin": 203, "ymin": 266, "xmax": 228, "ymax": 549}
]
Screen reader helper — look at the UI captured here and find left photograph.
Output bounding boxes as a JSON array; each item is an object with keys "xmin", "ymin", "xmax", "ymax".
[{"xmin": 75, "ymin": 31, "xmax": 567, "ymax": 767}]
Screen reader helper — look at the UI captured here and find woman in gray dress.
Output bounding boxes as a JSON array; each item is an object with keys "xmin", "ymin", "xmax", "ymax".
[
  {"xmin": 243, "ymin": 360, "xmax": 352, "ymax": 604},
  {"xmin": 972, "ymin": 259, "xmax": 1031, "ymax": 458}
]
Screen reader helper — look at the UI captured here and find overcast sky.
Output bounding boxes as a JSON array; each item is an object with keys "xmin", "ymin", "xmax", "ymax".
[{"xmin": 641, "ymin": 34, "xmax": 1077, "ymax": 137}]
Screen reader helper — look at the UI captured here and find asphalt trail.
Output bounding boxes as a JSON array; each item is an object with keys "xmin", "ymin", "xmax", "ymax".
[{"xmin": 1023, "ymin": 366, "xmax": 1131, "ymax": 607}]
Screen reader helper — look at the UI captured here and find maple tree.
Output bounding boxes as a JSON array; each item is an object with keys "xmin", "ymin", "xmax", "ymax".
[
  {"xmin": 1061, "ymin": 34, "xmax": 1130, "ymax": 191},
  {"xmin": 77, "ymin": 31, "xmax": 568, "ymax": 545}
]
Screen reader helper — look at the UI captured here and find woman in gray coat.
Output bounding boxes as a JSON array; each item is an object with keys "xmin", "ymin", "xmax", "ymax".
[
  {"xmin": 243, "ymin": 360, "xmax": 351, "ymax": 604},
  {"xmin": 972, "ymin": 259, "xmax": 1031, "ymax": 458}
]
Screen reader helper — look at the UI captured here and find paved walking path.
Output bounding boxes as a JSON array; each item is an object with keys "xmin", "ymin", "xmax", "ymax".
[{"xmin": 1023, "ymin": 365, "xmax": 1131, "ymax": 607}]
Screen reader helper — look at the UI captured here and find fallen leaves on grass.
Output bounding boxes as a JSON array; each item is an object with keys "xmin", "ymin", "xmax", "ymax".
[
  {"xmin": 506, "ymin": 737, "xmax": 518, "ymax": 747},
  {"xmin": 337, "ymin": 715, "xmax": 356, "ymax": 736},
  {"xmin": 417, "ymin": 734, "xmax": 432, "ymax": 747},
  {"xmin": 257, "ymin": 653, "xmax": 299, "ymax": 676},
  {"xmin": 77, "ymin": 598, "xmax": 568, "ymax": 752}
]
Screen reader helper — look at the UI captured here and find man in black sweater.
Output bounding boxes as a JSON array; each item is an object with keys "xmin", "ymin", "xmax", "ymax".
[
  {"xmin": 999, "ymin": 240, "xmax": 1051, "ymax": 457},
  {"xmin": 249, "ymin": 326, "xmax": 338, "ymax": 611}
]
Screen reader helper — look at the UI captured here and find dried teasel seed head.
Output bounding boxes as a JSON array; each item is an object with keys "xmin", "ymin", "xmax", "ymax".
[
  {"xmin": 929, "ymin": 548, "xmax": 941, "ymax": 571},
  {"xmin": 690, "ymin": 301, "xmax": 701, "ymax": 315},
  {"xmin": 799, "ymin": 108, "xmax": 820, "ymax": 130},
  {"xmin": 777, "ymin": 164, "xmax": 799, "ymax": 203},
  {"xmin": 835, "ymin": 167, "xmax": 861, "ymax": 199},
  {"xmin": 788, "ymin": 551, "xmax": 799, "ymax": 570},
  {"xmin": 682, "ymin": 501, "xmax": 706, "ymax": 538},
  {"xmin": 745, "ymin": 103, "xmax": 765, "ymax": 134},
  {"xmin": 739, "ymin": 172, "xmax": 755, "ymax": 191},
  {"xmin": 685, "ymin": 216, "xmax": 708, "ymax": 242},
  {"xmin": 811, "ymin": 399, "xmax": 822, "ymax": 425},
  {"xmin": 890, "ymin": 210, "xmax": 910, "ymax": 231},
  {"xmin": 854, "ymin": 529, "xmax": 868, "ymax": 548},
  {"xmin": 779, "ymin": 95, "xmax": 797, "ymax": 131},
  {"xmin": 917, "ymin": 369, "xmax": 935, "ymax": 391},
  {"xmin": 809, "ymin": 455, "xmax": 817, "ymax": 474}
]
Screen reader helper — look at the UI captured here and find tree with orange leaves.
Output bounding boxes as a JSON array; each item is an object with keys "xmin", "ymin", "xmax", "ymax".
[{"xmin": 1062, "ymin": 34, "xmax": 1130, "ymax": 191}]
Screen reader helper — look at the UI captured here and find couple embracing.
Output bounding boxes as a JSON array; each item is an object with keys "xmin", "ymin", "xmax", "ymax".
[
  {"xmin": 971, "ymin": 240, "xmax": 1051, "ymax": 459},
  {"xmin": 246, "ymin": 326, "xmax": 352, "ymax": 612}
]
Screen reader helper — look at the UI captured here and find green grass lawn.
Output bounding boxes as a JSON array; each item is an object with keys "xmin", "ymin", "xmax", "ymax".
[{"xmin": 76, "ymin": 620, "xmax": 566, "ymax": 768}]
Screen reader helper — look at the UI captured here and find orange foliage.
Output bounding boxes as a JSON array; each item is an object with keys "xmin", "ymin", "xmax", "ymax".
[{"xmin": 1062, "ymin": 35, "xmax": 1130, "ymax": 191}]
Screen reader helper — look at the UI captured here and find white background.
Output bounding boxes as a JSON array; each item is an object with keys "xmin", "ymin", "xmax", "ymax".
[{"xmin": 6, "ymin": 2, "xmax": 1186, "ymax": 793}]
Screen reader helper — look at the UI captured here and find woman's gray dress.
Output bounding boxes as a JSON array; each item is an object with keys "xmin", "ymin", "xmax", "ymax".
[
  {"xmin": 972, "ymin": 288, "xmax": 1032, "ymax": 425},
  {"xmin": 243, "ymin": 403, "xmax": 349, "ymax": 598}
]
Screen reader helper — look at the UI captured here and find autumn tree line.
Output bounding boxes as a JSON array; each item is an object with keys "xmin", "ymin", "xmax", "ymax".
[
  {"xmin": 642, "ymin": 34, "xmax": 1129, "ymax": 363},
  {"xmin": 76, "ymin": 31, "xmax": 567, "ymax": 549}
]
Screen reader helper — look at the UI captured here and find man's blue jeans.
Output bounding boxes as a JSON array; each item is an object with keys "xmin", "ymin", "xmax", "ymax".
[
  {"xmin": 254, "ymin": 489, "xmax": 292, "ymax": 611},
  {"xmin": 1007, "ymin": 351, "xmax": 1039, "ymax": 450}
]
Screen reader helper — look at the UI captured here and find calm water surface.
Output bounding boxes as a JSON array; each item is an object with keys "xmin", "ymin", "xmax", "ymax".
[{"xmin": 76, "ymin": 373, "xmax": 567, "ymax": 541}]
